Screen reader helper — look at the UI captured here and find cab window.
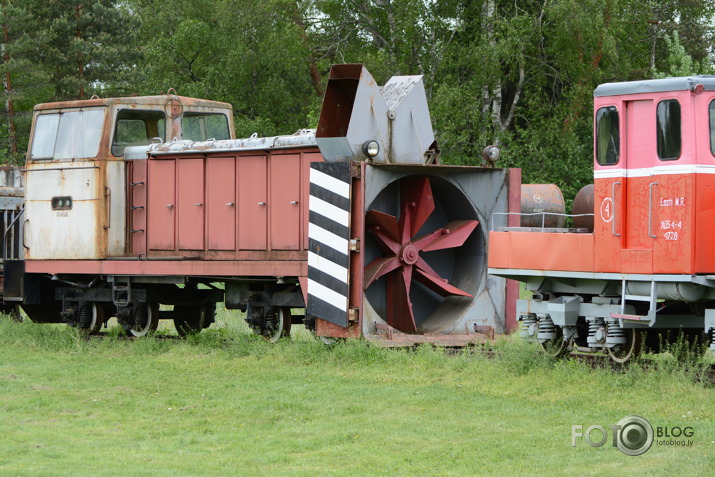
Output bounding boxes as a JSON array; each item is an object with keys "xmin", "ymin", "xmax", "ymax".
[
  {"xmin": 657, "ymin": 99, "xmax": 681, "ymax": 160},
  {"xmin": 596, "ymin": 106, "xmax": 619, "ymax": 165},
  {"xmin": 30, "ymin": 109, "xmax": 105, "ymax": 160},
  {"xmin": 111, "ymin": 109, "xmax": 166, "ymax": 156},
  {"xmin": 182, "ymin": 113, "xmax": 230, "ymax": 142}
]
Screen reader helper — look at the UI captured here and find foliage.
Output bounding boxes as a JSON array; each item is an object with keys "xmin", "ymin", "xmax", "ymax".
[{"xmin": 1, "ymin": 0, "xmax": 715, "ymax": 200}]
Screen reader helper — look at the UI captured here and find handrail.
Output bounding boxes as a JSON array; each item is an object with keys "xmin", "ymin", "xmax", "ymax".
[
  {"xmin": 611, "ymin": 181, "xmax": 621, "ymax": 237},
  {"xmin": 490, "ymin": 211, "xmax": 594, "ymax": 231},
  {"xmin": 648, "ymin": 182, "xmax": 658, "ymax": 238}
]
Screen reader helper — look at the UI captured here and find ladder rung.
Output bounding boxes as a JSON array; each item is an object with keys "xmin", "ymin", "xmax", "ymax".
[{"xmin": 611, "ymin": 313, "xmax": 651, "ymax": 322}]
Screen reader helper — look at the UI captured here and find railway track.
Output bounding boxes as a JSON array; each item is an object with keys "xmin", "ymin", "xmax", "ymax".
[{"xmin": 80, "ymin": 329, "xmax": 715, "ymax": 384}]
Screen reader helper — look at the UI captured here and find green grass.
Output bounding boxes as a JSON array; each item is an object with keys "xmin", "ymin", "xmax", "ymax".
[{"xmin": 0, "ymin": 311, "xmax": 713, "ymax": 476}]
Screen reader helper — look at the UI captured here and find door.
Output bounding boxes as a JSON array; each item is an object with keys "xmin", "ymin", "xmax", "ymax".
[
  {"xmin": 623, "ymin": 100, "xmax": 655, "ymax": 272},
  {"xmin": 207, "ymin": 157, "xmax": 236, "ymax": 250},
  {"xmin": 238, "ymin": 155, "xmax": 268, "ymax": 250},
  {"xmin": 148, "ymin": 159, "xmax": 176, "ymax": 251},
  {"xmin": 177, "ymin": 158, "xmax": 205, "ymax": 250},
  {"xmin": 270, "ymin": 154, "xmax": 301, "ymax": 250}
]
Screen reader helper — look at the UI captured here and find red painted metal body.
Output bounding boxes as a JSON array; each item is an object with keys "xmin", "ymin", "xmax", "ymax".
[
  {"xmin": 489, "ymin": 81, "xmax": 715, "ymax": 277},
  {"xmin": 26, "ymin": 144, "xmax": 323, "ymax": 305}
]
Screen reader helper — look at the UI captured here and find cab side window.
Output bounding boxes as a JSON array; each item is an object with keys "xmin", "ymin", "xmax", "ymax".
[
  {"xmin": 596, "ymin": 106, "xmax": 619, "ymax": 165},
  {"xmin": 657, "ymin": 99, "xmax": 681, "ymax": 161},
  {"xmin": 112, "ymin": 109, "xmax": 166, "ymax": 156},
  {"xmin": 182, "ymin": 113, "xmax": 230, "ymax": 142}
]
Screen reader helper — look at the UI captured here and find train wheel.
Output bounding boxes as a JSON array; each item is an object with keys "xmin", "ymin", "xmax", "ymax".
[
  {"xmin": 607, "ymin": 329, "xmax": 643, "ymax": 364},
  {"xmin": 261, "ymin": 307, "xmax": 291, "ymax": 343},
  {"xmin": 126, "ymin": 303, "xmax": 159, "ymax": 337},
  {"xmin": 280, "ymin": 307, "xmax": 293, "ymax": 339},
  {"xmin": 540, "ymin": 334, "xmax": 570, "ymax": 358},
  {"xmin": 538, "ymin": 318, "xmax": 569, "ymax": 358},
  {"xmin": 174, "ymin": 305, "xmax": 215, "ymax": 337},
  {"xmin": 77, "ymin": 302, "xmax": 104, "ymax": 335}
]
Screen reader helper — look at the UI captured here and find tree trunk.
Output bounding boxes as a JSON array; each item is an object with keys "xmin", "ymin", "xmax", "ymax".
[
  {"xmin": 2, "ymin": 23, "xmax": 17, "ymax": 154},
  {"xmin": 76, "ymin": 5, "xmax": 84, "ymax": 99}
]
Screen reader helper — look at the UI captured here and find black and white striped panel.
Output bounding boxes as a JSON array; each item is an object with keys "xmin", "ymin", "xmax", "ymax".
[{"xmin": 307, "ymin": 162, "xmax": 351, "ymax": 327}]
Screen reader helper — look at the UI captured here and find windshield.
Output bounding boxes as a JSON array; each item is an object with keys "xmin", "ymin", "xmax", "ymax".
[{"xmin": 30, "ymin": 108, "xmax": 105, "ymax": 160}]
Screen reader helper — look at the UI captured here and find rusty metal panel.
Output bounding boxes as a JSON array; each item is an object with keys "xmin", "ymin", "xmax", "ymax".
[
  {"xmin": 207, "ymin": 156, "xmax": 236, "ymax": 250},
  {"xmin": 177, "ymin": 158, "xmax": 205, "ymax": 250},
  {"xmin": 147, "ymin": 159, "xmax": 176, "ymax": 250},
  {"xmin": 238, "ymin": 156, "xmax": 267, "ymax": 250},
  {"xmin": 24, "ymin": 163, "xmax": 101, "ymax": 259},
  {"xmin": 270, "ymin": 154, "xmax": 301, "ymax": 250},
  {"xmin": 105, "ymin": 160, "xmax": 126, "ymax": 256}
]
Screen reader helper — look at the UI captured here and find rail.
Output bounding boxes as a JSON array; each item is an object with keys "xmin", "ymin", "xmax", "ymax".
[{"xmin": 490, "ymin": 211, "xmax": 594, "ymax": 231}]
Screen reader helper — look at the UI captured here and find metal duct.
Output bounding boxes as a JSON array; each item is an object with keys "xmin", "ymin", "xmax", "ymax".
[{"xmin": 316, "ymin": 64, "xmax": 435, "ymax": 165}]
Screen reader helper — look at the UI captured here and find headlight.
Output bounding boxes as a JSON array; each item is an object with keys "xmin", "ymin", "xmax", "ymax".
[
  {"xmin": 482, "ymin": 145, "xmax": 500, "ymax": 164},
  {"xmin": 362, "ymin": 140, "xmax": 380, "ymax": 158}
]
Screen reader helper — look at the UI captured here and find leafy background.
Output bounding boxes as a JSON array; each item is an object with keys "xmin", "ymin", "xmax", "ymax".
[{"xmin": 1, "ymin": 0, "xmax": 714, "ymax": 203}]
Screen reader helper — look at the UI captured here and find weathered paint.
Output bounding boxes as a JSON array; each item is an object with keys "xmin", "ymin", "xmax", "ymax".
[
  {"xmin": 24, "ymin": 94, "xmax": 234, "ymax": 263},
  {"xmin": 139, "ymin": 148, "xmax": 323, "ymax": 259},
  {"xmin": 25, "ymin": 259, "xmax": 306, "ymax": 277},
  {"xmin": 24, "ymin": 162, "xmax": 102, "ymax": 259}
]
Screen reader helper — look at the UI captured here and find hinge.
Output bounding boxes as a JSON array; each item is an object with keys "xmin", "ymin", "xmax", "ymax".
[
  {"xmin": 349, "ymin": 238, "xmax": 360, "ymax": 252},
  {"xmin": 350, "ymin": 161, "xmax": 362, "ymax": 179},
  {"xmin": 348, "ymin": 308, "xmax": 359, "ymax": 323}
]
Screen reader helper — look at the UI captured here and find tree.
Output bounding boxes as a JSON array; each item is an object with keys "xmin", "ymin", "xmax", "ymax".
[{"xmin": 25, "ymin": 0, "xmax": 141, "ymax": 100}]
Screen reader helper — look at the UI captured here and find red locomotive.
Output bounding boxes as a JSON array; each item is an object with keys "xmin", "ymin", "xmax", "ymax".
[
  {"xmin": 489, "ymin": 76, "xmax": 715, "ymax": 362},
  {"xmin": 3, "ymin": 64, "xmax": 515, "ymax": 345}
]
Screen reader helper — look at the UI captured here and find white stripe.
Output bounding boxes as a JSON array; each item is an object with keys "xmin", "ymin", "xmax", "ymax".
[
  {"xmin": 595, "ymin": 164, "xmax": 715, "ymax": 179},
  {"xmin": 309, "ymin": 195, "xmax": 349, "ymax": 225},
  {"xmin": 308, "ymin": 251, "xmax": 348, "ymax": 284},
  {"xmin": 308, "ymin": 278, "xmax": 347, "ymax": 311},
  {"xmin": 310, "ymin": 168, "xmax": 350, "ymax": 199},
  {"xmin": 308, "ymin": 222, "xmax": 349, "ymax": 254}
]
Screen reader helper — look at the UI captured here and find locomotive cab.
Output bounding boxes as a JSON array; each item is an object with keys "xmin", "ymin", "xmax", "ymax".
[
  {"xmin": 489, "ymin": 76, "xmax": 715, "ymax": 360},
  {"xmin": 24, "ymin": 95, "xmax": 234, "ymax": 260}
]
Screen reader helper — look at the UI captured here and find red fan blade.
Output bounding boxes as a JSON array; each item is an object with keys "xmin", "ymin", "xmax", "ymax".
[
  {"xmin": 414, "ymin": 256, "xmax": 441, "ymax": 279},
  {"xmin": 413, "ymin": 267, "xmax": 473, "ymax": 298},
  {"xmin": 386, "ymin": 265, "xmax": 417, "ymax": 333},
  {"xmin": 368, "ymin": 226, "xmax": 402, "ymax": 255},
  {"xmin": 421, "ymin": 220, "xmax": 479, "ymax": 252},
  {"xmin": 397, "ymin": 202, "xmax": 412, "ymax": 246},
  {"xmin": 400, "ymin": 177, "xmax": 435, "ymax": 237},
  {"xmin": 364, "ymin": 256, "xmax": 401, "ymax": 289},
  {"xmin": 366, "ymin": 210, "xmax": 400, "ymax": 243}
]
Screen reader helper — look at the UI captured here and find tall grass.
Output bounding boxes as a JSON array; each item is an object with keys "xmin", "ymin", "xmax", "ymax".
[{"xmin": 0, "ymin": 312, "xmax": 713, "ymax": 476}]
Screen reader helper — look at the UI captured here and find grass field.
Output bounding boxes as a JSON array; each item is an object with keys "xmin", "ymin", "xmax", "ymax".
[{"xmin": 0, "ymin": 311, "xmax": 713, "ymax": 476}]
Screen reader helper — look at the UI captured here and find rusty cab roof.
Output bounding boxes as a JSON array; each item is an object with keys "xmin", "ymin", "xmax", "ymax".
[{"xmin": 33, "ymin": 94, "xmax": 233, "ymax": 112}]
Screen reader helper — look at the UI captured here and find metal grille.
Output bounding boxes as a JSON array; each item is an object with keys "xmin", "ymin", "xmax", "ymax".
[{"xmin": 1, "ymin": 200, "xmax": 24, "ymax": 265}]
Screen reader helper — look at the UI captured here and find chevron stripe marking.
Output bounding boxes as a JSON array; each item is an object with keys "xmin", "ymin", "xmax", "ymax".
[
  {"xmin": 310, "ymin": 168, "xmax": 350, "ymax": 199},
  {"xmin": 307, "ymin": 278, "xmax": 348, "ymax": 310}
]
